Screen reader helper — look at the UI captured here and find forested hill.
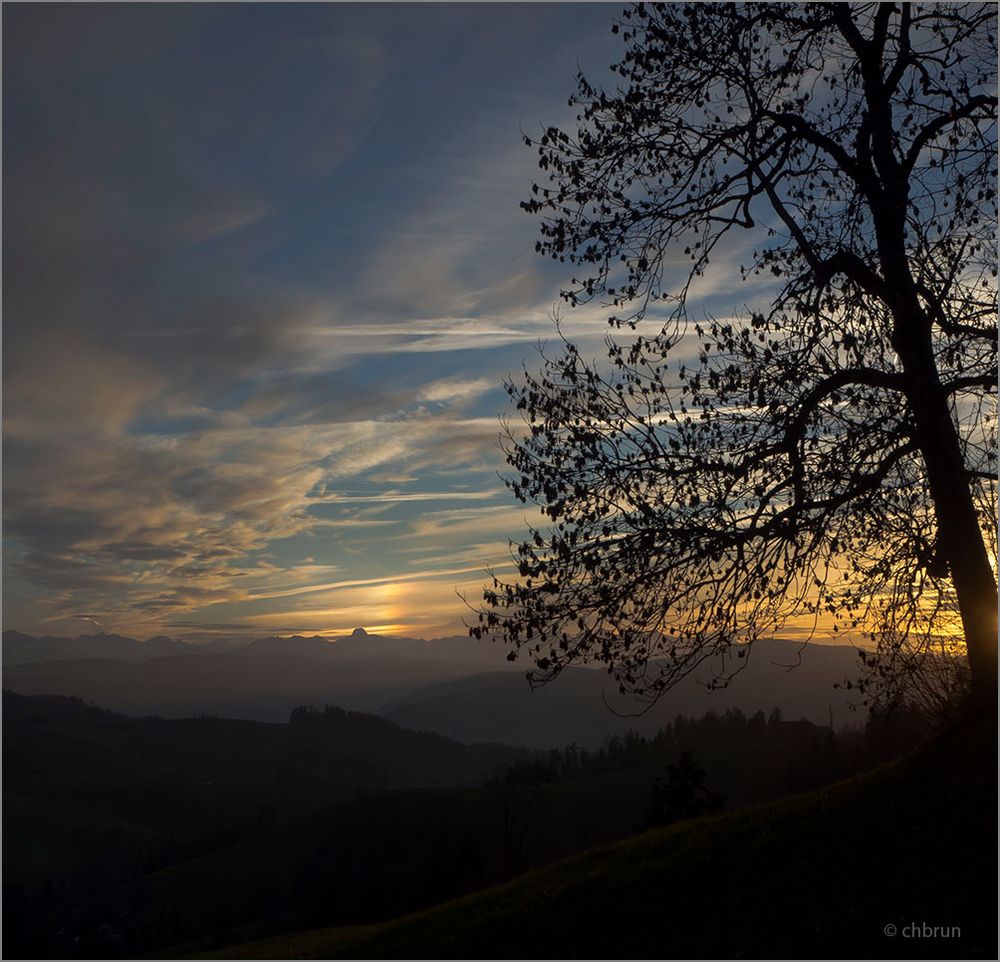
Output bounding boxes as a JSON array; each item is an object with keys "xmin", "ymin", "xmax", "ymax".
[
  {"xmin": 198, "ymin": 710, "xmax": 998, "ymax": 961},
  {"xmin": 4, "ymin": 691, "xmax": 895, "ymax": 958}
]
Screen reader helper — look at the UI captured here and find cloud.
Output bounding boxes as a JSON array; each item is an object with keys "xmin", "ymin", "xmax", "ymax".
[
  {"xmin": 313, "ymin": 488, "xmax": 502, "ymax": 504},
  {"xmin": 3, "ymin": 336, "xmax": 166, "ymax": 441},
  {"xmin": 71, "ymin": 614, "xmax": 104, "ymax": 628},
  {"xmin": 419, "ymin": 377, "xmax": 496, "ymax": 404},
  {"xmin": 176, "ymin": 198, "xmax": 273, "ymax": 243},
  {"xmin": 2, "ymin": 330, "xmax": 517, "ymax": 633},
  {"xmin": 2, "ymin": 4, "xmax": 649, "ymax": 638},
  {"xmin": 398, "ymin": 539, "xmax": 517, "ymax": 570},
  {"xmin": 232, "ymin": 564, "xmax": 519, "ymax": 639},
  {"xmin": 243, "ymin": 562, "xmax": 514, "ymax": 602},
  {"xmin": 162, "ymin": 621, "xmax": 279, "ymax": 632},
  {"xmin": 403, "ymin": 504, "xmax": 535, "ymax": 541}
]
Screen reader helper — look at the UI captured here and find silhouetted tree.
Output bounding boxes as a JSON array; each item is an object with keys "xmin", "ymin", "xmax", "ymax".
[
  {"xmin": 476, "ymin": 3, "xmax": 997, "ymax": 703},
  {"xmin": 647, "ymin": 751, "xmax": 726, "ymax": 826}
]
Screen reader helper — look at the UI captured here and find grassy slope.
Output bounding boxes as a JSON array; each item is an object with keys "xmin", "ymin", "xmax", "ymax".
[
  {"xmin": 104, "ymin": 786, "xmax": 487, "ymax": 932},
  {"xmin": 196, "ymin": 714, "xmax": 997, "ymax": 961},
  {"xmin": 107, "ymin": 764, "xmax": 658, "ymax": 948}
]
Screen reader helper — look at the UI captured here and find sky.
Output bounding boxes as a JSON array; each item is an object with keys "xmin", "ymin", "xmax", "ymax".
[{"xmin": 3, "ymin": 3, "xmax": 763, "ymax": 641}]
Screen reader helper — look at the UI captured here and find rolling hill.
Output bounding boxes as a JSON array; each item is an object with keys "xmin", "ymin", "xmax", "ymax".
[
  {"xmin": 382, "ymin": 638, "xmax": 864, "ymax": 748},
  {"xmin": 2, "ymin": 692, "xmax": 524, "ymax": 887},
  {"xmin": 2, "ymin": 628, "xmax": 516, "ymax": 721},
  {"xmin": 6, "ymin": 689, "xmax": 868, "ymax": 959},
  {"xmin": 4, "ymin": 633, "xmax": 864, "ymax": 738}
]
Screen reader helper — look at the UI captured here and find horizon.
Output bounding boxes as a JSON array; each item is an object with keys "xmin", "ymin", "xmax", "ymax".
[{"xmin": 3, "ymin": 624, "xmax": 882, "ymax": 656}]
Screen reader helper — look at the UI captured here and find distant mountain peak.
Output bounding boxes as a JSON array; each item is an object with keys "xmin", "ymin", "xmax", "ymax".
[{"xmin": 351, "ymin": 627, "xmax": 368, "ymax": 638}]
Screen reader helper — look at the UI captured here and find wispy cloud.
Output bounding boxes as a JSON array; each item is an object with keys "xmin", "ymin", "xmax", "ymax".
[
  {"xmin": 176, "ymin": 197, "xmax": 272, "ymax": 243},
  {"xmin": 313, "ymin": 488, "xmax": 503, "ymax": 504},
  {"xmin": 419, "ymin": 377, "xmax": 497, "ymax": 404},
  {"xmin": 6, "ymin": 5, "xmax": 777, "ymax": 640},
  {"xmin": 244, "ymin": 562, "xmax": 516, "ymax": 602},
  {"xmin": 2, "ymin": 327, "xmax": 516, "ymax": 633}
]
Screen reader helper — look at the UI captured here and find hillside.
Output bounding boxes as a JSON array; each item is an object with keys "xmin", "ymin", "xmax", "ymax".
[
  {"xmin": 3, "ymin": 635, "xmax": 862, "ymax": 735},
  {"xmin": 5, "ymin": 693, "xmax": 865, "ymax": 958},
  {"xmin": 198, "ymin": 712, "xmax": 997, "ymax": 960},
  {"xmin": 2, "ymin": 693, "xmax": 523, "ymax": 887},
  {"xmin": 382, "ymin": 638, "xmax": 863, "ymax": 748},
  {"xmin": 2, "ymin": 629, "xmax": 516, "ymax": 721}
]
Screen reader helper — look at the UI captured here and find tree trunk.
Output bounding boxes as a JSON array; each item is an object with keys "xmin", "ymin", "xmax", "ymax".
[
  {"xmin": 873, "ymin": 164, "xmax": 996, "ymax": 699},
  {"xmin": 893, "ymin": 312, "xmax": 998, "ymax": 701},
  {"xmin": 910, "ymin": 385, "xmax": 997, "ymax": 701}
]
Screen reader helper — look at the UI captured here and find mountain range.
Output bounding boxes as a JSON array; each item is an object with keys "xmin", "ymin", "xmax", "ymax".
[
  {"xmin": 3, "ymin": 629, "xmax": 867, "ymax": 744},
  {"xmin": 3, "ymin": 630, "xmax": 196, "ymax": 665},
  {"xmin": 1, "ymin": 627, "xmax": 508, "ymax": 667}
]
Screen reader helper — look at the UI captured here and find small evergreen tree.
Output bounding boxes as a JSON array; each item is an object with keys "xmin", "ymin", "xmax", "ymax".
[{"xmin": 646, "ymin": 751, "xmax": 726, "ymax": 827}]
